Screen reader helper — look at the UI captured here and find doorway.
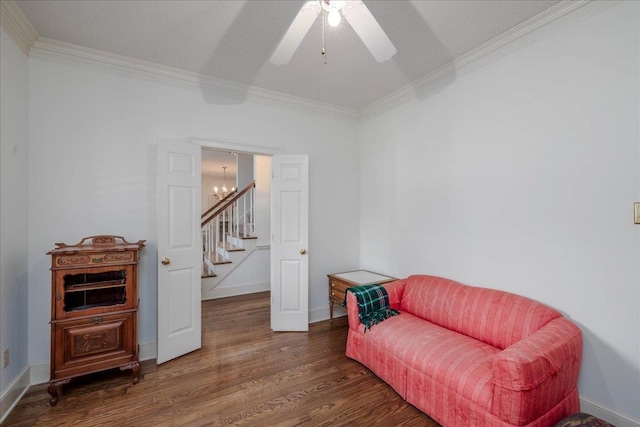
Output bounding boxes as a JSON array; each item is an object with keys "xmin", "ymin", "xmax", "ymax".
[
  {"xmin": 156, "ymin": 139, "xmax": 309, "ymax": 364},
  {"xmin": 200, "ymin": 148, "xmax": 272, "ymax": 300}
]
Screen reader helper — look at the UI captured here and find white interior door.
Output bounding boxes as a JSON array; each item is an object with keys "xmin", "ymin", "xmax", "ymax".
[
  {"xmin": 271, "ymin": 155, "xmax": 309, "ymax": 331},
  {"xmin": 156, "ymin": 139, "xmax": 201, "ymax": 364}
]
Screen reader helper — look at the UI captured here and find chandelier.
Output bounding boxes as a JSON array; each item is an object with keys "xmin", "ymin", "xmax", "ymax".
[{"xmin": 213, "ymin": 166, "xmax": 235, "ymax": 200}]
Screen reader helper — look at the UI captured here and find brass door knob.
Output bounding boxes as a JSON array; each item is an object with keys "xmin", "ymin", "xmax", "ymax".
[
  {"xmin": 161, "ymin": 257, "xmax": 171, "ymax": 265},
  {"xmin": 300, "ymin": 249, "xmax": 307, "ymax": 255}
]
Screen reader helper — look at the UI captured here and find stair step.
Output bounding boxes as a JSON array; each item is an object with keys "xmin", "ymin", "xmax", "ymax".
[
  {"xmin": 201, "ymin": 269, "xmax": 217, "ymax": 279},
  {"xmin": 218, "ymin": 242, "xmax": 245, "ymax": 252},
  {"xmin": 238, "ymin": 234, "xmax": 257, "ymax": 240},
  {"xmin": 201, "ymin": 252, "xmax": 228, "ymax": 278},
  {"xmin": 204, "ymin": 252, "xmax": 231, "ymax": 265},
  {"xmin": 226, "ymin": 232, "xmax": 258, "ymax": 240}
]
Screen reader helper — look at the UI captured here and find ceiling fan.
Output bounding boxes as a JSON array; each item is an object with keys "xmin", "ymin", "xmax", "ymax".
[{"xmin": 270, "ymin": 0, "xmax": 397, "ymax": 65}]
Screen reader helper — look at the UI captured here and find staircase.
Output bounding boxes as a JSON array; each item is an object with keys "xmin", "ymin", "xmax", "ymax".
[{"xmin": 201, "ymin": 181, "xmax": 257, "ymax": 298}]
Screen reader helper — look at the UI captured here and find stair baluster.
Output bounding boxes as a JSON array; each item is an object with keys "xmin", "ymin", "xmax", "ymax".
[{"xmin": 201, "ymin": 181, "xmax": 256, "ymax": 278}]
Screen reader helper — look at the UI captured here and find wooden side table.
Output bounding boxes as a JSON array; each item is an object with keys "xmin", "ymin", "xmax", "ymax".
[{"xmin": 327, "ymin": 270, "xmax": 396, "ymax": 321}]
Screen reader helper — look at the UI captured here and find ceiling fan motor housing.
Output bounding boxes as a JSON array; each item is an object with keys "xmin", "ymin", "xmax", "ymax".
[{"xmin": 321, "ymin": 1, "xmax": 347, "ymax": 13}]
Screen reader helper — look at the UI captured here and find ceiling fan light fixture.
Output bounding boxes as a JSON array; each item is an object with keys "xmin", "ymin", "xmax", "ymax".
[
  {"xmin": 327, "ymin": 10, "xmax": 341, "ymax": 27},
  {"xmin": 270, "ymin": 0, "xmax": 396, "ymax": 65}
]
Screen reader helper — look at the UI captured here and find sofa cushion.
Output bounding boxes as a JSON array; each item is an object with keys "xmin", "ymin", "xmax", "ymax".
[
  {"xmin": 401, "ymin": 275, "xmax": 561, "ymax": 350},
  {"xmin": 361, "ymin": 311, "xmax": 499, "ymax": 409}
]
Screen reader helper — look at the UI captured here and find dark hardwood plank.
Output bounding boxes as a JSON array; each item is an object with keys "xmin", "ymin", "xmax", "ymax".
[{"xmin": 3, "ymin": 292, "xmax": 438, "ymax": 426}]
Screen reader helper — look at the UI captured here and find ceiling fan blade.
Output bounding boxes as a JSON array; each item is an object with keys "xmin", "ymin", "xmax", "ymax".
[
  {"xmin": 342, "ymin": 1, "xmax": 397, "ymax": 62},
  {"xmin": 270, "ymin": 1, "xmax": 321, "ymax": 65}
]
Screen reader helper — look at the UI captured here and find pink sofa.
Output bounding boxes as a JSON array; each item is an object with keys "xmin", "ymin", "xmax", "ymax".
[{"xmin": 346, "ymin": 275, "xmax": 582, "ymax": 427}]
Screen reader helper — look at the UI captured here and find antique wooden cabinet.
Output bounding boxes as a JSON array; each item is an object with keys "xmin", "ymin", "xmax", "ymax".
[{"xmin": 47, "ymin": 235, "xmax": 145, "ymax": 406}]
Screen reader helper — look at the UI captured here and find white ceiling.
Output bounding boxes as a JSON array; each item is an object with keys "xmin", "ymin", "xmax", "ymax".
[{"xmin": 15, "ymin": 0, "xmax": 561, "ymax": 111}]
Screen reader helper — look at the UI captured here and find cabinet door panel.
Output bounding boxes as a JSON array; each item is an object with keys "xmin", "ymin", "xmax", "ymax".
[
  {"xmin": 66, "ymin": 319, "xmax": 125, "ymax": 360},
  {"xmin": 52, "ymin": 312, "xmax": 136, "ymax": 380},
  {"xmin": 54, "ymin": 265, "xmax": 137, "ymax": 319}
]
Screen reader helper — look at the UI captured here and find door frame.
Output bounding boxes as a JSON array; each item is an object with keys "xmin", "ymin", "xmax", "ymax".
[
  {"xmin": 191, "ymin": 136, "xmax": 284, "ymax": 314},
  {"xmin": 194, "ymin": 139, "xmax": 311, "ymax": 330},
  {"xmin": 191, "ymin": 138, "xmax": 282, "ymax": 157}
]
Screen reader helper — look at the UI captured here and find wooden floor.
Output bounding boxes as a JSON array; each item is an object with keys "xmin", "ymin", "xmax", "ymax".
[{"xmin": 3, "ymin": 292, "xmax": 438, "ymax": 427}]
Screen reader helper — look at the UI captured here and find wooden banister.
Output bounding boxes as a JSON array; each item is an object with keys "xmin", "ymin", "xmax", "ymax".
[
  {"xmin": 201, "ymin": 191, "xmax": 236, "ymax": 220},
  {"xmin": 201, "ymin": 181, "xmax": 255, "ymax": 228}
]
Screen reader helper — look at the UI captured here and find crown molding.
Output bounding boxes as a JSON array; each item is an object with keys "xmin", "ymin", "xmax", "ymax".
[
  {"xmin": 0, "ymin": 0, "xmax": 38, "ymax": 55},
  {"xmin": 358, "ymin": 0, "xmax": 618, "ymax": 122},
  {"xmin": 29, "ymin": 37, "xmax": 359, "ymax": 123},
  {"xmin": 10, "ymin": 0, "xmax": 616, "ymax": 124}
]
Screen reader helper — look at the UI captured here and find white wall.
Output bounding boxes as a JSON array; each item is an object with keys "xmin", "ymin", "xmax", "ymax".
[
  {"xmin": 359, "ymin": 2, "xmax": 639, "ymax": 423},
  {"xmin": 0, "ymin": 27, "xmax": 30, "ymax": 417},
  {"xmin": 26, "ymin": 55, "xmax": 359, "ymax": 369},
  {"xmin": 236, "ymin": 152, "xmax": 253, "ymax": 190},
  {"xmin": 254, "ymin": 155, "xmax": 271, "ymax": 247}
]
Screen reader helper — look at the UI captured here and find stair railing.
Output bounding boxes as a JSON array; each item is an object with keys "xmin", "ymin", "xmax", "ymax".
[
  {"xmin": 201, "ymin": 181, "xmax": 256, "ymax": 274},
  {"xmin": 201, "ymin": 191, "xmax": 236, "ymax": 222}
]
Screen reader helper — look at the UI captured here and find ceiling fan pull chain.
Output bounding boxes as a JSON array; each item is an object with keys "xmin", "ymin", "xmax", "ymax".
[{"xmin": 322, "ymin": 9, "xmax": 327, "ymax": 64}]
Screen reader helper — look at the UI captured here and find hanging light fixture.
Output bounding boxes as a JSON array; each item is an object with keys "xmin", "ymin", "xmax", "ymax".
[
  {"xmin": 322, "ymin": 0, "xmax": 347, "ymax": 27},
  {"xmin": 320, "ymin": 0, "xmax": 347, "ymax": 63},
  {"xmin": 213, "ymin": 166, "xmax": 235, "ymax": 200}
]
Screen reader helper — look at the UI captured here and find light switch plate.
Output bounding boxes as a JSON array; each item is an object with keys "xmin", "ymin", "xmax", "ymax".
[{"xmin": 635, "ymin": 202, "xmax": 640, "ymax": 224}]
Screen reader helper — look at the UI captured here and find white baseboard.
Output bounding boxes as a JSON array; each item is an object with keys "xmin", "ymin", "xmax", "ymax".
[
  {"xmin": 27, "ymin": 345, "xmax": 159, "ymax": 385},
  {"xmin": 580, "ymin": 397, "xmax": 640, "ymax": 427},
  {"xmin": 29, "ymin": 361, "xmax": 49, "ymax": 385},
  {"xmin": 201, "ymin": 281, "xmax": 269, "ymax": 300},
  {"xmin": 139, "ymin": 341, "xmax": 156, "ymax": 362},
  {"xmin": 309, "ymin": 304, "xmax": 347, "ymax": 324},
  {"xmin": 0, "ymin": 366, "xmax": 30, "ymax": 424},
  {"xmin": 309, "ymin": 306, "xmax": 328, "ymax": 324}
]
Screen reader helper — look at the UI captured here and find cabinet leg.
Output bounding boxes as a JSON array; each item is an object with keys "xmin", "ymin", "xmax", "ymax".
[
  {"xmin": 120, "ymin": 362, "xmax": 140, "ymax": 385},
  {"xmin": 329, "ymin": 301, "xmax": 334, "ymax": 322},
  {"xmin": 48, "ymin": 379, "xmax": 70, "ymax": 407}
]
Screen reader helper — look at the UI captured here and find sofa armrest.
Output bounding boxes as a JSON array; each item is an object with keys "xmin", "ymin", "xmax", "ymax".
[
  {"xmin": 347, "ymin": 279, "xmax": 406, "ymax": 331},
  {"xmin": 491, "ymin": 317, "xmax": 582, "ymax": 425}
]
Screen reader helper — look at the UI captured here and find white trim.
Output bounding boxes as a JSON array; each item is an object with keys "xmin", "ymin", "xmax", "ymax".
[
  {"xmin": 202, "ymin": 281, "xmax": 270, "ymax": 301},
  {"xmin": 309, "ymin": 306, "xmax": 329, "ymax": 324},
  {"xmin": 14, "ymin": 0, "xmax": 616, "ymax": 122},
  {"xmin": 580, "ymin": 397, "xmax": 640, "ymax": 427},
  {"xmin": 28, "ymin": 37, "xmax": 358, "ymax": 123},
  {"xmin": 358, "ymin": 0, "xmax": 618, "ymax": 121},
  {"xmin": 309, "ymin": 305, "xmax": 348, "ymax": 324},
  {"xmin": 29, "ymin": 361, "xmax": 49, "ymax": 385},
  {"xmin": 0, "ymin": 0, "xmax": 38, "ymax": 55},
  {"xmin": 190, "ymin": 137, "xmax": 281, "ymax": 156},
  {"xmin": 138, "ymin": 341, "xmax": 157, "ymax": 362},
  {"xmin": 0, "ymin": 365, "xmax": 30, "ymax": 424}
]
